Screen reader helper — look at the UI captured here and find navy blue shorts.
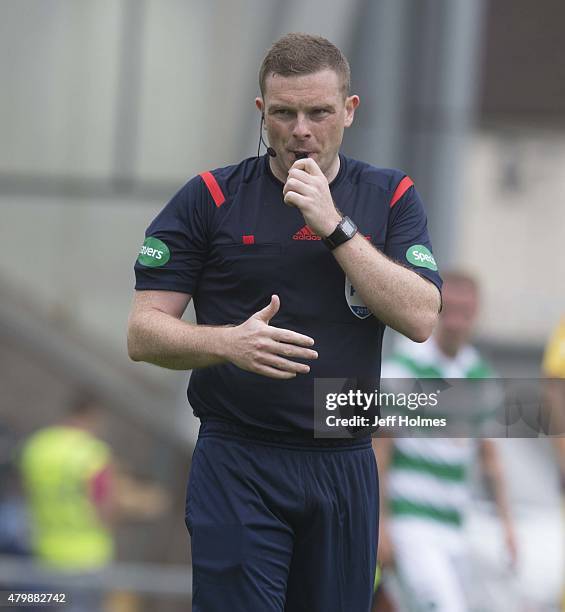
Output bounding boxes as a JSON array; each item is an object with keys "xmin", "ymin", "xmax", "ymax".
[{"xmin": 185, "ymin": 421, "xmax": 379, "ymax": 612}]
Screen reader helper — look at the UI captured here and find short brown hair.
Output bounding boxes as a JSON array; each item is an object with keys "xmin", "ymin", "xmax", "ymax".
[{"xmin": 259, "ymin": 33, "xmax": 351, "ymax": 97}]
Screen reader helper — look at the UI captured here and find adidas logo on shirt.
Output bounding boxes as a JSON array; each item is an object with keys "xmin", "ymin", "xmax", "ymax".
[{"xmin": 292, "ymin": 226, "xmax": 321, "ymax": 240}]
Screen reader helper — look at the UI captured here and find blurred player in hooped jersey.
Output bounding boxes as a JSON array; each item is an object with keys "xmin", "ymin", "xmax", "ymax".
[{"xmin": 373, "ymin": 271, "xmax": 517, "ymax": 612}]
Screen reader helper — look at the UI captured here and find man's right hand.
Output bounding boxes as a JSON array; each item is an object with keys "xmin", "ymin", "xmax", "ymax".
[{"xmin": 225, "ymin": 294, "xmax": 318, "ymax": 379}]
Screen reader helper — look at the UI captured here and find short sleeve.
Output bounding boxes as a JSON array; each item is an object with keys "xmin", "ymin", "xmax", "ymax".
[
  {"xmin": 134, "ymin": 176, "xmax": 210, "ymax": 295},
  {"xmin": 384, "ymin": 178, "xmax": 442, "ymax": 292}
]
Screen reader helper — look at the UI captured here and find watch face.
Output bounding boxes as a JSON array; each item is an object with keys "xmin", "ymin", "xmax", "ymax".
[{"xmin": 341, "ymin": 217, "xmax": 356, "ymax": 236}]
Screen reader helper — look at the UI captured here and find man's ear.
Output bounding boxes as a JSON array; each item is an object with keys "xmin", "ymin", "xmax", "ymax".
[
  {"xmin": 344, "ymin": 95, "xmax": 360, "ymax": 127},
  {"xmin": 255, "ymin": 97, "xmax": 264, "ymax": 114}
]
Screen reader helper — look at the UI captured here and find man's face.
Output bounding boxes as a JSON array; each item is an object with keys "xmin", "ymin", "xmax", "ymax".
[
  {"xmin": 437, "ymin": 281, "xmax": 480, "ymax": 350},
  {"xmin": 255, "ymin": 69, "xmax": 359, "ymax": 181}
]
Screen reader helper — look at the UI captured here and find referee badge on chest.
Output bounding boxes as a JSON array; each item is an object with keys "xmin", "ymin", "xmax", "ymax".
[{"xmin": 345, "ymin": 277, "xmax": 371, "ymax": 319}]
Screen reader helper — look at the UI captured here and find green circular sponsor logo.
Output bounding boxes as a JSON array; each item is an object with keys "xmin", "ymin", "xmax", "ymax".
[
  {"xmin": 406, "ymin": 244, "xmax": 437, "ymax": 271},
  {"xmin": 137, "ymin": 237, "xmax": 170, "ymax": 267}
]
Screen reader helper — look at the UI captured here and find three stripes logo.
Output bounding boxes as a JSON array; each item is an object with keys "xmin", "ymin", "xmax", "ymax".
[{"xmin": 292, "ymin": 226, "xmax": 321, "ymax": 241}]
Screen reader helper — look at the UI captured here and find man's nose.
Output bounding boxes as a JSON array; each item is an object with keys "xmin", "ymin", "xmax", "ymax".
[{"xmin": 292, "ymin": 114, "xmax": 311, "ymax": 138}]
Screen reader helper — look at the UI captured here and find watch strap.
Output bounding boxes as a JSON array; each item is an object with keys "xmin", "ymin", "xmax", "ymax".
[{"xmin": 322, "ymin": 216, "xmax": 358, "ymax": 250}]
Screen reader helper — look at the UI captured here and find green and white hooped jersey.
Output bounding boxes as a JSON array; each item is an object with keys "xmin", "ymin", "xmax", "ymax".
[{"xmin": 382, "ymin": 338, "xmax": 494, "ymax": 529}]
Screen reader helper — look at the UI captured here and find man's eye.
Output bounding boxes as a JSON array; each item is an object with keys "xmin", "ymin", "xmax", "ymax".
[
  {"xmin": 312, "ymin": 109, "xmax": 330, "ymax": 118},
  {"xmin": 275, "ymin": 109, "xmax": 291, "ymax": 116}
]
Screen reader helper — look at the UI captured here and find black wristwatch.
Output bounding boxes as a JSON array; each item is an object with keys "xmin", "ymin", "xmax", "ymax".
[{"xmin": 322, "ymin": 216, "xmax": 358, "ymax": 250}]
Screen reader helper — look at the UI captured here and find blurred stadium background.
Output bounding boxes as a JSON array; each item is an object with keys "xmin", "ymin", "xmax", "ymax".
[{"xmin": 0, "ymin": 0, "xmax": 563, "ymax": 610}]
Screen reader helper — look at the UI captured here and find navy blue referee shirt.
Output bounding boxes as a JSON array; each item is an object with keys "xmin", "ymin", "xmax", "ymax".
[{"xmin": 134, "ymin": 153, "xmax": 442, "ymax": 434}]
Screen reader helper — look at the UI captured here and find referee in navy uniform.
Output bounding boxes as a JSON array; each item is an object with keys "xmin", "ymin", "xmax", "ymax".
[{"xmin": 128, "ymin": 33, "xmax": 442, "ymax": 612}]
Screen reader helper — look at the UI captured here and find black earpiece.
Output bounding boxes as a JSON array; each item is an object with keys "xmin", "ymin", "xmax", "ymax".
[{"xmin": 257, "ymin": 115, "xmax": 276, "ymax": 157}]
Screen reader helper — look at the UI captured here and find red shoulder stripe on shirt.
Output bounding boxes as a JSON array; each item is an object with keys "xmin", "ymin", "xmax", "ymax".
[
  {"xmin": 389, "ymin": 176, "xmax": 414, "ymax": 208},
  {"xmin": 200, "ymin": 171, "xmax": 226, "ymax": 207}
]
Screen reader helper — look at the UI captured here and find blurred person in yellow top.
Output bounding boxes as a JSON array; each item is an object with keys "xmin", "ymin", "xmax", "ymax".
[
  {"xmin": 19, "ymin": 390, "xmax": 115, "ymax": 572},
  {"xmin": 19, "ymin": 390, "xmax": 170, "ymax": 611},
  {"xmin": 18, "ymin": 390, "xmax": 115, "ymax": 612},
  {"xmin": 542, "ymin": 316, "xmax": 565, "ymax": 484},
  {"xmin": 541, "ymin": 317, "xmax": 565, "ymax": 612}
]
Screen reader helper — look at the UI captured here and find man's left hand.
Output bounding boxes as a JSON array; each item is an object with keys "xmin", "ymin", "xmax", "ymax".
[{"xmin": 283, "ymin": 158, "xmax": 341, "ymax": 237}]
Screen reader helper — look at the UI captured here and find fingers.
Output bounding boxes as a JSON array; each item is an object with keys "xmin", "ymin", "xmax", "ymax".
[
  {"xmin": 253, "ymin": 364, "xmax": 300, "ymax": 380},
  {"xmin": 271, "ymin": 340, "xmax": 318, "ymax": 361},
  {"xmin": 290, "ymin": 157, "xmax": 324, "ymax": 176},
  {"xmin": 270, "ymin": 327, "xmax": 315, "ymax": 348},
  {"xmin": 245, "ymin": 349, "xmax": 314, "ymax": 379},
  {"xmin": 283, "ymin": 176, "xmax": 314, "ymax": 198},
  {"xmin": 253, "ymin": 341, "xmax": 317, "ymax": 378},
  {"xmin": 237, "ymin": 300, "xmax": 318, "ymax": 380},
  {"xmin": 283, "ymin": 166, "xmax": 327, "ymax": 210},
  {"xmin": 239, "ymin": 333, "xmax": 317, "ymax": 379},
  {"xmin": 260, "ymin": 353, "xmax": 311, "ymax": 375},
  {"xmin": 283, "ymin": 190, "xmax": 308, "ymax": 208},
  {"xmin": 287, "ymin": 168, "xmax": 312, "ymax": 183},
  {"xmin": 248, "ymin": 332, "xmax": 318, "ymax": 378}
]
